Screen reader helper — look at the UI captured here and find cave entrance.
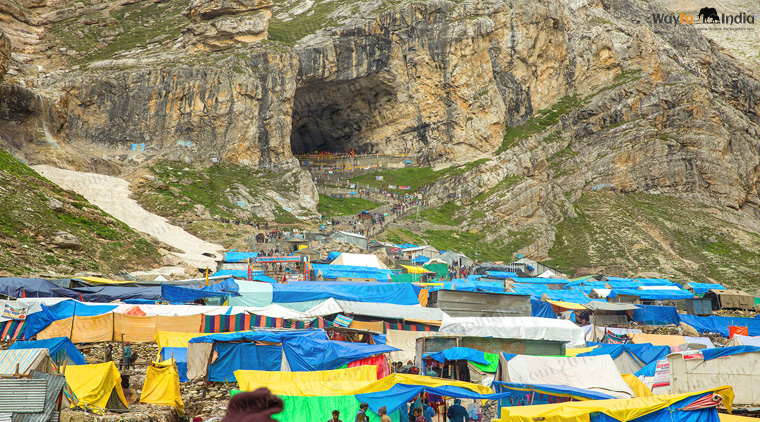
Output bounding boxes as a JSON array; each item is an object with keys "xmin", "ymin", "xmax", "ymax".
[{"xmin": 289, "ymin": 77, "xmax": 395, "ymax": 155}]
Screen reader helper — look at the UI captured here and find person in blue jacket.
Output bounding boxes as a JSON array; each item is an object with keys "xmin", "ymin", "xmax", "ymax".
[{"xmin": 446, "ymin": 399, "xmax": 468, "ymax": 422}]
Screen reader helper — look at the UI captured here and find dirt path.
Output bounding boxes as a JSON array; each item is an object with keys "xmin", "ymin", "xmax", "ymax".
[{"xmin": 34, "ymin": 165, "xmax": 224, "ymax": 270}]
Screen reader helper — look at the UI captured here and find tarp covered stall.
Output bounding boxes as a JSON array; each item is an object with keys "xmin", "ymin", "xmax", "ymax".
[
  {"xmin": 282, "ymin": 336, "xmax": 399, "ymax": 372},
  {"xmin": 684, "ymin": 283, "xmax": 726, "ymax": 295},
  {"xmin": 497, "ymin": 355, "xmax": 636, "ymax": 399},
  {"xmin": 428, "ymin": 290, "xmax": 531, "ymax": 318},
  {"xmin": 679, "ymin": 314, "xmax": 760, "ymax": 337},
  {"xmin": 160, "ymin": 347, "xmax": 188, "ymax": 382},
  {"xmin": 235, "ymin": 367, "xmax": 377, "ymax": 391},
  {"xmin": 0, "ymin": 348, "xmax": 53, "ymax": 376},
  {"xmin": 631, "ymin": 305, "xmax": 680, "ymax": 326},
  {"xmin": 336, "ymin": 301, "xmax": 446, "ymax": 324},
  {"xmin": 496, "ymin": 386, "xmax": 734, "ymax": 422},
  {"xmin": 669, "ymin": 347, "xmax": 760, "ymax": 405},
  {"xmin": 140, "ymin": 360, "xmax": 184, "ymax": 412},
  {"xmin": 272, "ymin": 282, "xmax": 420, "ymax": 305},
  {"xmin": 227, "ymin": 281, "xmax": 274, "ymax": 307},
  {"xmin": 578, "ymin": 343, "xmax": 670, "ymax": 375},
  {"xmin": 439, "ymin": 316, "xmax": 585, "ymax": 348},
  {"xmin": 704, "ymin": 289, "xmax": 756, "ymax": 311},
  {"xmin": 386, "ymin": 330, "xmax": 449, "ymax": 363},
  {"xmin": 493, "ymin": 381, "xmax": 615, "ymax": 409},
  {"xmin": 530, "ymin": 298, "xmax": 557, "ymax": 319},
  {"xmin": 330, "ymin": 253, "xmax": 388, "ymax": 269},
  {"xmin": 64, "ymin": 362, "xmax": 129, "ymax": 412},
  {"xmin": 209, "ymin": 343, "xmax": 282, "ymax": 382},
  {"xmin": 9, "ymin": 337, "xmax": 86, "ymax": 365}
]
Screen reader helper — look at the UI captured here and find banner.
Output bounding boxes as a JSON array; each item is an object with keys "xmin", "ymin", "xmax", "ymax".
[
  {"xmin": 652, "ymin": 360, "xmax": 670, "ymax": 387},
  {"xmin": 333, "ymin": 314, "xmax": 353, "ymax": 328},
  {"xmin": 2, "ymin": 304, "xmax": 27, "ymax": 320},
  {"xmin": 256, "ymin": 256, "xmax": 303, "ymax": 263},
  {"xmin": 376, "ymin": 176, "xmax": 384, "ymax": 181},
  {"xmin": 399, "ymin": 186, "xmax": 411, "ymax": 190}
]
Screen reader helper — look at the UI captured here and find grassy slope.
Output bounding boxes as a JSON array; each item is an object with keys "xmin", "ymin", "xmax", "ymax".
[
  {"xmin": 544, "ymin": 192, "xmax": 760, "ymax": 289},
  {"xmin": 317, "ymin": 194, "xmax": 379, "ymax": 217},
  {"xmin": 0, "ymin": 149, "xmax": 161, "ymax": 275},
  {"xmin": 350, "ymin": 159, "xmax": 488, "ymax": 193}
]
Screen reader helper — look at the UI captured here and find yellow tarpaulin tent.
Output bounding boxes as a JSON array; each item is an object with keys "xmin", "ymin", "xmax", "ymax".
[
  {"xmin": 621, "ymin": 374, "xmax": 653, "ymax": 398},
  {"xmin": 236, "ymin": 373, "xmax": 493, "ymax": 397},
  {"xmin": 141, "ymin": 360, "xmax": 184, "ymax": 413},
  {"xmin": 77, "ymin": 276, "xmax": 135, "ymax": 284},
  {"xmin": 155, "ymin": 330, "xmax": 207, "ymax": 351},
  {"xmin": 720, "ymin": 414, "xmax": 760, "ymax": 422},
  {"xmin": 64, "ymin": 362, "xmax": 129, "ymax": 413},
  {"xmin": 236, "ymin": 366, "xmax": 377, "ymax": 391},
  {"xmin": 565, "ymin": 346, "xmax": 597, "ymax": 357},
  {"xmin": 402, "ymin": 265, "xmax": 433, "ymax": 274},
  {"xmin": 546, "ymin": 300, "xmax": 588, "ymax": 310},
  {"xmin": 497, "ymin": 386, "xmax": 734, "ymax": 422}
]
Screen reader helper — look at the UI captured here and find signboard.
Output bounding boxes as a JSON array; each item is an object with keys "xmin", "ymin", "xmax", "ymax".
[
  {"xmin": 400, "ymin": 186, "xmax": 411, "ymax": 190},
  {"xmin": 683, "ymin": 352, "xmax": 704, "ymax": 360},
  {"xmin": 131, "ymin": 143, "xmax": 145, "ymax": 152},
  {"xmin": 2, "ymin": 304, "xmax": 27, "ymax": 320},
  {"xmin": 177, "ymin": 140, "xmax": 195, "ymax": 147},
  {"xmin": 350, "ymin": 184, "xmax": 356, "ymax": 189},
  {"xmin": 256, "ymin": 256, "xmax": 303, "ymax": 263},
  {"xmin": 334, "ymin": 314, "xmax": 353, "ymax": 328},
  {"xmin": 652, "ymin": 360, "xmax": 670, "ymax": 387},
  {"xmin": 284, "ymin": 274, "xmax": 304, "ymax": 282},
  {"xmin": 376, "ymin": 176, "xmax": 384, "ymax": 181},
  {"xmin": 388, "ymin": 185, "xmax": 396, "ymax": 189}
]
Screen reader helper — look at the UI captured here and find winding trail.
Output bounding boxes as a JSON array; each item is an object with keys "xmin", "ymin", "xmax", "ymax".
[{"xmin": 34, "ymin": 165, "xmax": 224, "ymax": 271}]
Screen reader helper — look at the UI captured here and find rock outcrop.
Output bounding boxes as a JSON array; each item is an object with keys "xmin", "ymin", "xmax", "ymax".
[
  {"xmin": 182, "ymin": 0, "xmax": 273, "ymax": 51},
  {"xmin": 0, "ymin": 29, "xmax": 9, "ymax": 83}
]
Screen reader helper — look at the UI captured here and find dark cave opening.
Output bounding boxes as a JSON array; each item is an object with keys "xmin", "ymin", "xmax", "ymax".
[{"xmin": 289, "ymin": 77, "xmax": 395, "ymax": 155}]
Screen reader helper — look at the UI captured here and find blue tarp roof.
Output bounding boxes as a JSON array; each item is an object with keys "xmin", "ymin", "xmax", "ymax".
[
  {"xmin": 679, "ymin": 315, "xmax": 760, "ymax": 337},
  {"xmin": 224, "ymin": 252, "xmax": 258, "ymax": 262},
  {"xmin": 701, "ymin": 346, "xmax": 760, "ymax": 361},
  {"xmin": 634, "ymin": 359, "xmax": 663, "ymax": 377},
  {"xmin": 161, "ymin": 278, "xmax": 239, "ymax": 303},
  {"xmin": 486, "ymin": 271, "xmax": 518, "ymax": 279},
  {"xmin": 632, "ymin": 305, "xmax": 680, "ymax": 326},
  {"xmin": 9, "ymin": 337, "xmax": 86, "ymax": 365},
  {"xmin": 511, "ymin": 283, "xmax": 551, "ymax": 298},
  {"xmin": 531, "ymin": 298, "xmax": 557, "ymax": 319},
  {"xmin": 581, "ymin": 343, "xmax": 670, "ymax": 367},
  {"xmin": 272, "ymin": 281, "xmax": 421, "ymax": 305},
  {"xmin": 542, "ymin": 290, "xmax": 598, "ymax": 304},
  {"xmin": 161, "ymin": 347, "xmax": 188, "ymax": 382},
  {"xmin": 188, "ymin": 330, "xmax": 325, "ymax": 344},
  {"xmin": 325, "ymin": 252, "xmax": 341, "ymax": 262},
  {"xmin": 282, "ymin": 336, "xmax": 400, "ymax": 371},
  {"xmin": 211, "ymin": 270, "xmax": 277, "ymax": 283},
  {"xmin": 687, "ymin": 283, "xmax": 726, "ymax": 295},
  {"xmin": 466, "ymin": 275, "xmax": 483, "ymax": 282},
  {"xmin": 608, "ymin": 289, "xmax": 693, "ymax": 300},
  {"xmin": 604, "ymin": 277, "xmax": 636, "ymax": 282},
  {"xmin": 411, "ymin": 256, "xmax": 430, "ymax": 264},
  {"xmin": 0, "ymin": 278, "xmax": 159, "ymax": 302},
  {"xmin": 0, "ymin": 277, "xmax": 60, "ymax": 298},
  {"xmin": 510, "ymin": 277, "xmax": 570, "ymax": 285},
  {"xmin": 357, "ymin": 384, "xmax": 511, "ymax": 414},
  {"xmin": 605, "ymin": 281, "xmax": 642, "ymax": 289},
  {"xmin": 423, "ymin": 347, "xmax": 489, "ymax": 365},
  {"xmin": 312, "ymin": 264, "xmax": 394, "ymax": 282},
  {"xmin": 209, "ymin": 343, "xmax": 281, "ymax": 381},
  {"xmin": 492, "ymin": 381, "xmax": 616, "ymax": 401}
]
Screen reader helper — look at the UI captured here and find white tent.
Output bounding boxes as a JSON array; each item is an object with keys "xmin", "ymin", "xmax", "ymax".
[
  {"xmin": 499, "ymin": 355, "xmax": 635, "ymax": 399},
  {"xmin": 669, "ymin": 349, "xmax": 760, "ymax": 405},
  {"xmin": 439, "ymin": 315, "xmax": 586, "ymax": 348},
  {"xmin": 726, "ymin": 334, "xmax": 760, "ymax": 347},
  {"xmin": 330, "ymin": 253, "xmax": 388, "ymax": 269}
]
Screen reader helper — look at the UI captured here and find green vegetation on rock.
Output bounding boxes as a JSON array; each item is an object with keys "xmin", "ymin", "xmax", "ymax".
[
  {"xmin": 317, "ymin": 194, "xmax": 380, "ymax": 217},
  {"xmin": 496, "ymin": 94, "xmax": 584, "ymax": 154},
  {"xmin": 419, "ymin": 202, "xmax": 465, "ymax": 226},
  {"xmin": 351, "ymin": 159, "xmax": 488, "ymax": 193}
]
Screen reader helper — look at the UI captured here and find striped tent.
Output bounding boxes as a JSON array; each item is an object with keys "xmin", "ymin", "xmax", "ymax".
[
  {"xmin": 200, "ymin": 314, "xmax": 333, "ymax": 333},
  {"xmin": 384, "ymin": 322, "xmax": 439, "ymax": 332},
  {"xmin": 0, "ymin": 319, "xmax": 26, "ymax": 341},
  {"xmin": 0, "ymin": 348, "xmax": 51, "ymax": 376}
]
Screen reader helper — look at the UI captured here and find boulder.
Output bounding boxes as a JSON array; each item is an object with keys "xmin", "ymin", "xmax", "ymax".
[{"xmin": 53, "ymin": 231, "xmax": 82, "ymax": 250}]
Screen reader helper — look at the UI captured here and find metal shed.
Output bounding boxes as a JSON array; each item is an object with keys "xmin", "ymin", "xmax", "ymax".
[{"xmin": 427, "ymin": 290, "xmax": 531, "ymax": 318}]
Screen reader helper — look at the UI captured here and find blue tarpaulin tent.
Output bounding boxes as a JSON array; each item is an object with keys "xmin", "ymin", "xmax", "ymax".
[
  {"xmin": 24, "ymin": 301, "xmax": 119, "ymax": 339},
  {"xmin": 224, "ymin": 252, "xmax": 258, "ymax": 262},
  {"xmin": 531, "ymin": 298, "xmax": 557, "ymax": 319},
  {"xmin": 511, "ymin": 283, "xmax": 551, "ymax": 298},
  {"xmin": 635, "ymin": 278, "xmax": 678, "ymax": 287},
  {"xmin": 209, "ymin": 343, "xmax": 282, "ymax": 381},
  {"xmin": 357, "ymin": 383, "xmax": 511, "ymax": 414},
  {"xmin": 161, "ymin": 279, "xmax": 240, "ymax": 303},
  {"xmin": 580, "ymin": 343, "xmax": 670, "ymax": 367},
  {"xmin": 9, "ymin": 337, "xmax": 86, "ymax": 365},
  {"xmin": 485, "ymin": 271, "xmax": 518, "ymax": 279},
  {"xmin": 272, "ymin": 282, "xmax": 421, "ymax": 305},
  {"xmin": 687, "ymin": 283, "xmax": 726, "ymax": 295},
  {"xmin": 411, "ymin": 256, "xmax": 430, "ymax": 264},
  {"xmin": 608, "ymin": 289, "xmax": 693, "ymax": 300},
  {"xmin": 326, "ymin": 252, "xmax": 342, "ymax": 262},
  {"xmin": 282, "ymin": 336, "xmax": 400, "ymax": 372},
  {"xmin": 510, "ymin": 277, "xmax": 570, "ymax": 285},
  {"xmin": 632, "ymin": 305, "xmax": 680, "ymax": 326},
  {"xmin": 493, "ymin": 381, "xmax": 616, "ymax": 403},
  {"xmin": 423, "ymin": 347, "xmax": 489, "ymax": 365},
  {"xmin": 161, "ymin": 347, "xmax": 189, "ymax": 382},
  {"xmin": 679, "ymin": 314, "xmax": 760, "ymax": 337},
  {"xmin": 0, "ymin": 277, "xmax": 60, "ymax": 298}
]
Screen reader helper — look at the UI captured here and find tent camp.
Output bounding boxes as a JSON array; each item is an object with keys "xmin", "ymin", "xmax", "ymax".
[
  {"xmin": 0, "ymin": 348, "xmax": 55, "ymax": 376},
  {"xmin": 496, "ymin": 386, "xmax": 734, "ymax": 422},
  {"xmin": 725, "ymin": 334, "xmax": 760, "ymax": 347},
  {"xmin": 140, "ymin": 360, "xmax": 184, "ymax": 412},
  {"xmin": 577, "ymin": 343, "xmax": 670, "ymax": 374},
  {"xmin": 668, "ymin": 347, "xmax": 760, "ymax": 405},
  {"xmin": 9, "ymin": 337, "xmax": 86, "ymax": 365},
  {"xmin": 330, "ymin": 253, "xmax": 388, "ymax": 269},
  {"xmin": 64, "ymin": 362, "xmax": 129, "ymax": 412},
  {"xmin": 496, "ymin": 354, "xmax": 635, "ymax": 399}
]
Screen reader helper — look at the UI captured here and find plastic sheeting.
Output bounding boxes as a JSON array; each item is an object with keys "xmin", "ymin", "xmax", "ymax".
[
  {"xmin": 630, "ymin": 333, "xmax": 686, "ymax": 347},
  {"xmin": 155, "ymin": 331, "xmax": 206, "ymax": 351},
  {"xmin": 424, "ymin": 347, "xmax": 489, "ymax": 365},
  {"xmin": 272, "ymin": 394, "xmax": 395, "ymax": 422},
  {"xmin": 161, "ymin": 279, "xmax": 239, "ymax": 303},
  {"xmin": 224, "ymin": 252, "xmax": 258, "ymax": 262},
  {"xmin": 272, "ymin": 282, "xmax": 421, "ymax": 305},
  {"xmin": 439, "ymin": 316, "xmax": 586, "ymax": 348},
  {"xmin": 531, "ymin": 299, "xmax": 557, "ymax": 319},
  {"xmin": 347, "ymin": 355, "xmax": 390, "ymax": 379},
  {"xmin": 386, "ymin": 330, "xmax": 449, "ymax": 363},
  {"xmin": 502, "ymin": 355, "xmax": 636, "ymax": 399},
  {"xmin": 581, "ymin": 343, "xmax": 670, "ymax": 366},
  {"xmin": 0, "ymin": 277, "xmax": 61, "ymax": 298},
  {"xmin": 282, "ymin": 336, "xmax": 399, "ymax": 371},
  {"xmin": 486, "ymin": 271, "xmax": 518, "ymax": 279},
  {"xmin": 228, "ymin": 281, "xmax": 274, "ymax": 307},
  {"xmin": 492, "ymin": 381, "xmax": 615, "ymax": 401},
  {"xmin": 160, "ymin": 348, "xmax": 188, "ymax": 382},
  {"xmin": 356, "ymin": 383, "xmax": 510, "ymax": 414},
  {"xmin": 208, "ymin": 343, "xmax": 282, "ymax": 382},
  {"xmin": 140, "ymin": 360, "xmax": 184, "ymax": 411},
  {"xmin": 64, "ymin": 362, "xmax": 129, "ymax": 411},
  {"xmin": 497, "ymin": 387, "xmax": 733, "ymax": 422},
  {"xmin": 235, "ymin": 366, "xmax": 377, "ymax": 391},
  {"xmin": 631, "ymin": 305, "xmax": 680, "ymax": 326},
  {"xmin": 621, "ymin": 373, "xmax": 653, "ymax": 398},
  {"xmin": 24, "ymin": 301, "xmax": 119, "ymax": 339},
  {"xmin": 510, "ymin": 277, "xmax": 570, "ymax": 285},
  {"xmin": 9, "ymin": 337, "xmax": 85, "ymax": 365},
  {"xmin": 726, "ymin": 334, "xmax": 760, "ymax": 347},
  {"xmin": 336, "ymin": 300, "xmax": 445, "ymax": 322},
  {"xmin": 679, "ymin": 315, "xmax": 760, "ymax": 337},
  {"xmin": 608, "ymin": 289, "xmax": 694, "ymax": 300},
  {"xmin": 700, "ymin": 346, "xmax": 760, "ymax": 361}
]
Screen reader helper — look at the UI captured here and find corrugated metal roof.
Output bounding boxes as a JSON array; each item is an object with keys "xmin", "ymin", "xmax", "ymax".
[
  {"xmin": 0, "ymin": 413, "xmax": 12, "ymax": 422},
  {"xmin": 0, "ymin": 349, "xmax": 48, "ymax": 376},
  {"xmin": 15, "ymin": 371, "xmax": 66, "ymax": 422},
  {"xmin": 0, "ymin": 379, "xmax": 46, "ymax": 413},
  {"xmin": 337, "ymin": 300, "xmax": 446, "ymax": 321}
]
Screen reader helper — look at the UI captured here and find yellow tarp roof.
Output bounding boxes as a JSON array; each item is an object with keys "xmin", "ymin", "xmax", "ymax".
[
  {"xmin": 236, "ymin": 366, "xmax": 376, "ymax": 391},
  {"xmin": 720, "ymin": 414, "xmax": 760, "ymax": 422},
  {"xmin": 236, "ymin": 373, "xmax": 493, "ymax": 397},
  {"xmin": 155, "ymin": 330, "xmax": 207, "ymax": 352},
  {"xmin": 402, "ymin": 265, "xmax": 433, "ymax": 274},
  {"xmin": 77, "ymin": 276, "xmax": 134, "ymax": 284},
  {"xmin": 64, "ymin": 362, "xmax": 128, "ymax": 411},
  {"xmin": 565, "ymin": 346, "xmax": 597, "ymax": 357},
  {"xmin": 497, "ymin": 386, "xmax": 734, "ymax": 422},
  {"xmin": 547, "ymin": 300, "xmax": 588, "ymax": 310},
  {"xmin": 621, "ymin": 373, "xmax": 653, "ymax": 398},
  {"xmin": 140, "ymin": 360, "xmax": 184, "ymax": 413}
]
